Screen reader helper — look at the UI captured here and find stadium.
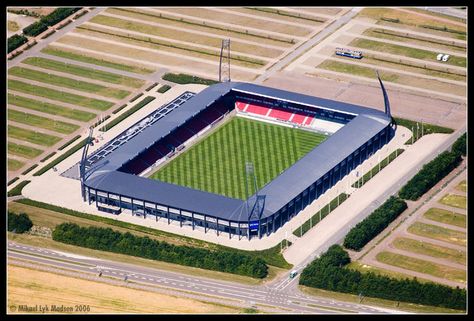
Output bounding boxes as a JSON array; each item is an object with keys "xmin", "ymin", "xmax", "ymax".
[{"xmin": 78, "ymin": 80, "xmax": 395, "ymax": 240}]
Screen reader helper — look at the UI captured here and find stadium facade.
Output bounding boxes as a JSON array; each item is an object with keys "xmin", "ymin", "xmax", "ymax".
[{"xmin": 81, "ymin": 81, "xmax": 395, "ymax": 240}]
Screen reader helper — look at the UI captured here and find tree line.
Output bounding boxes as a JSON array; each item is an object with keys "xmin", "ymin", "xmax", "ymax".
[
  {"xmin": 343, "ymin": 196, "xmax": 407, "ymax": 251},
  {"xmin": 8, "ymin": 211, "xmax": 33, "ymax": 234},
  {"xmin": 299, "ymin": 245, "xmax": 466, "ymax": 310},
  {"xmin": 23, "ymin": 7, "xmax": 82, "ymax": 37},
  {"xmin": 52, "ymin": 223, "xmax": 268, "ymax": 278}
]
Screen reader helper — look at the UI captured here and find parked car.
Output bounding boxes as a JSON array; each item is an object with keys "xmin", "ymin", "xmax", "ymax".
[
  {"xmin": 436, "ymin": 53, "xmax": 444, "ymax": 61},
  {"xmin": 442, "ymin": 54, "xmax": 450, "ymax": 62}
]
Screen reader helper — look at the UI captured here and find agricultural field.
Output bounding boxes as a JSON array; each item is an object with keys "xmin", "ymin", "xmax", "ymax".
[
  {"xmin": 7, "ymin": 265, "xmax": 242, "ymax": 314},
  {"xmin": 150, "ymin": 117, "xmax": 327, "ymax": 200}
]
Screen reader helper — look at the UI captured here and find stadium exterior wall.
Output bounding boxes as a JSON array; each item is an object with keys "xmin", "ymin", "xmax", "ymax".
[{"xmin": 83, "ymin": 82, "xmax": 394, "ymax": 240}]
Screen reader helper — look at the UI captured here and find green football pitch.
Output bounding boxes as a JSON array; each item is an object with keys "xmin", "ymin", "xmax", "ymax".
[{"xmin": 149, "ymin": 117, "xmax": 327, "ymax": 200}]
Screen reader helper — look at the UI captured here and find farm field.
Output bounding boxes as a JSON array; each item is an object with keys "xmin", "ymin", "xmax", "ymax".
[
  {"xmin": 439, "ymin": 194, "xmax": 467, "ymax": 209},
  {"xmin": 151, "ymin": 117, "xmax": 327, "ymax": 200},
  {"xmin": 7, "ymin": 265, "xmax": 241, "ymax": 314}
]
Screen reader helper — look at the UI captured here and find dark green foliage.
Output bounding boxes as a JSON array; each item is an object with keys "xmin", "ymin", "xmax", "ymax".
[
  {"xmin": 23, "ymin": 21, "xmax": 48, "ymax": 37},
  {"xmin": 162, "ymin": 73, "xmax": 218, "ymax": 85},
  {"xmin": 112, "ymin": 104, "xmax": 128, "ymax": 114},
  {"xmin": 58, "ymin": 135, "xmax": 81, "ymax": 150},
  {"xmin": 21, "ymin": 165, "xmax": 38, "ymax": 175},
  {"xmin": 33, "ymin": 139, "xmax": 88, "ymax": 176},
  {"xmin": 100, "ymin": 96, "xmax": 155, "ymax": 131},
  {"xmin": 53, "ymin": 223, "xmax": 268, "ymax": 278},
  {"xmin": 7, "ymin": 181, "xmax": 31, "ymax": 197},
  {"xmin": 8, "ymin": 211, "xmax": 33, "ymax": 233},
  {"xmin": 343, "ymin": 197, "xmax": 407, "ymax": 251},
  {"xmin": 40, "ymin": 8, "xmax": 81, "ymax": 26},
  {"xmin": 8, "ymin": 34, "xmax": 28, "ymax": 53},
  {"xmin": 129, "ymin": 93, "xmax": 144, "ymax": 102},
  {"xmin": 398, "ymin": 151, "xmax": 462, "ymax": 201},
  {"xmin": 299, "ymin": 245, "xmax": 466, "ymax": 310},
  {"xmin": 451, "ymin": 133, "xmax": 466, "ymax": 156},
  {"xmin": 157, "ymin": 84, "xmax": 171, "ymax": 93},
  {"xmin": 8, "ymin": 177, "xmax": 20, "ymax": 186},
  {"xmin": 40, "ymin": 152, "xmax": 56, "ymax": 162}
]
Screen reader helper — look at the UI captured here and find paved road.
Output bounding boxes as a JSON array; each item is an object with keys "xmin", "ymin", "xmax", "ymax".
[
  {"xmin": 7, "ymin": 242, "xmax": 390, "ymax": 314},
  {"xmin": 417, "ymin": 7, "xmax": 467, "ymax": 20},
  {"xmin": 254, "ymin": 7, "xmax": 362, "ymax": 83}
]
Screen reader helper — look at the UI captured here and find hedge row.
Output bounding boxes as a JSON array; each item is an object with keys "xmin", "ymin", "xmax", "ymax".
[
  {"xmin": 33, "ymin": 138, "xmax": 88, "ymax": 176},
  {"xmin": 58, "ymin": 135, "xmax": 81, "ymax": 151},
  {"xmin": 8, "ymin": 34, "xmax": 28, "ymax": 53},
  {"xmin": 100, "ymin": 96, "xmax": 155, "ymax": 132},
  {"xmin": 8, "ymin": 211, "xmax": 33, "ymax": 234},
  {"xmin": 157, "ymin": 84, "xmax": 171, "ymax": 93},
  {"xmin": 452, "ymin": 132, "xmax": 466, "ymax": 156},
  {"xmin": 343, "ymin": 196, "xmax": 407, "ymax": 251},
  {"xmin": 40, "ymin": 152, "xmax": 56, "ymax": 162},
  {"xmin": 162, "ymin": 73, "xmax": 218, "ymax": 86},
  {"xmin": 300, "ymin": 245, "xmax": 466, "ymax": 310},
  {"xmin": 398, "ymin": 150, "xmax": 462, "ymax": 201},
  {"xmin": 53, "ymin": 223, "xmax": 268, "ymax": 278},
  {"xmin": 8, "ymin": 177, "xmax": 20, "ymax": 186},
  {"xmin": 21, "ymin": 164, "xmax": 38, "ymax": 175},
  {"xmin": 22, "ymin": 7, "xmax": 81, "ymax": 37},
  {"xmin": 7, "ymin": 181, "xmax": 31, "ymax": 197}
]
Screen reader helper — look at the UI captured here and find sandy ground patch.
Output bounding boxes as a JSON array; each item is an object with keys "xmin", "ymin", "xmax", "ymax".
[{"xmin": 7, "ymin": 264, "xmax": 240, "ymax": 314}]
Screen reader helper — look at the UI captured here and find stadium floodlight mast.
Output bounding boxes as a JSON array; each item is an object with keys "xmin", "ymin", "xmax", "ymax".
[{"xmin": 219, "ymin": 39, "xmax": 231, "ymax": 82}]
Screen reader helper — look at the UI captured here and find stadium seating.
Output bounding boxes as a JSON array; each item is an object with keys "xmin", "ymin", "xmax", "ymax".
[
  {"xmin": 269, "ymin": 107, "xmax": 293, "ymax": 122},
  {"xmin": 291, "ymin": 113, "xmax": 306, "ymax": 125}
]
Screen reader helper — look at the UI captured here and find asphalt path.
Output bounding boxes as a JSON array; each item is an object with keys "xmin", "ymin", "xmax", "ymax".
[
  {"xmin": 7, "ymin": 242, "xmax": 388, "ymax": 314},
  {"xmin": 254, "ymin": 7, "xmax": 362, "ymax": 83},
  {"xmin": 417, "ymin": 7, "xmax": 467, "ymax": 20}
]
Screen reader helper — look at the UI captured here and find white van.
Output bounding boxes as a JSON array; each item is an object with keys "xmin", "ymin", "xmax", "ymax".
[
  {"xmin": 436, "ymin": 53, "xmax": 443, "ymax": 61},
  {"xmin": 442, "ymin": 54, "xmax": 450, "ymax": 62},
  {"xmin": 289, "ymin": 270, "xmax": 298, "ymax": 278}
]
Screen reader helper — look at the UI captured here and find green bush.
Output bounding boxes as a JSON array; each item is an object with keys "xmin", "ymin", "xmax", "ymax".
[
  {"xmin": 162, "ymin": 73, "xmax": 218, "ymax": 85},
  {"xmin": 40, "ymin": 7, "xmax": 81, "ymax": 26},
  {"xmin": 8, "ymin": 177, "xmax": 20, "ymax": 186},
  {"xmin": 58, "ymin": 135, "xmax": 81, "ymax": 150},
  {"xmin": 8, "ymin": 211, "xmax": 33, "ymax": 233},
  {"xmin": 299, "ymin": 245, "xmax": 466, "ymax": 310},
  {"xmin": 343, "ymin": 197, "xmax": 407, "ymax": 251},
  {"xmin": 23, "ymin": 21, "xmax": 48, "ymax": 36},
  {"xmin": 21, "ymin": 165, "xmax": 38, "ymax": 175},
  {"xmin": 398, "ymin": 151, "xmax": 462, "ymax": 201},
  {"xmin": 100, "ymin": 96, "xmax": 155, "ymax": 132},
  {"xmin": 8, "ymin": 34, "xmax": 28, "ymax": 53},
  {"xmin": 452, "ymin": 132, "xmax": 466, "ymax": 156},
  {"xmin": 53, "ymin": 223, "xmax": 268, "ymax": 278},
  {"xmin": 157, "ymin": 84, "xmax": 171, "ymax": 93},
  {"xmin": 7, "ymin": 180, "xmax": 31, "ymax": 197}
]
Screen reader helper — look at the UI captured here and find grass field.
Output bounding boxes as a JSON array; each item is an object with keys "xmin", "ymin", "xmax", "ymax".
[
  {"xmin": 8, "ymin": 94, "xmax": 97, "ymax": 122},
  {"xmin": 392, "ymin": 237, "xmax": 466, "ymax": 265},
  {"xmin": 317, "ymin": 60, "xmax": 399, "ymax": 82},
  {"xmin": 423, "ymin": 207, "xmax": 466, "ymax": 228},
  {"xmin": 8, "ymin": 79, "xmax": 114, "ymax": 111},
  {"xmin": 375, "ymin": 251, "xmax": 466, "ymax": 283},
  {"xmin": 8, "ymin": 142, "xmax": 43, "ymax": 159},
  {"xmin": 8, "ymin": 158, "xmax": 25, "ymax": 171},
  {"xmin": 7, "ymin": 265, "xmax": 242, "ymax": 314},
  {"xmin": 439, "ymin": 194, "xmax": 467, "ymax": 209},
  {"xmin": 41, "ymin": 46, "xmax": 155, "ymax": 74},
  {"xmin": 22, "ymin": 57, "xmax": 146, "ymax": 88},
  {"xmin": 8, "ymin": 109, "xmax": 79, "ymax": 135},
  {"xmin": 350, "ymin": 38, "xmax": 466, "ymax": 67},
  {"xmin": 8, "ymin": 125, "xmax": 61, "ymax": 147},
  {"xmin": 8, "ymin": 20, "xmax": 20, "ymax": 32},
  {"xmin": 151, "ymin": 117, "xmax": 326, "ymax": 199},
  {"xmin": 407, "ymin": 221, "xmax": 466, "ymax": 246},
  {"xmin": 346, "ymin": 261, "xmax": 432, "ymax": 283},
  {"xmin": 9, "ymin": 66, "xmax": 131, "ymax": 99},
  {"xmin": 455, "ymin": 180, "xmax": 466, "ymax": 193}
]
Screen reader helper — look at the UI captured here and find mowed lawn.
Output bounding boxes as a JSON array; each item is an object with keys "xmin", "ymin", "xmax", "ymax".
[
  {"xmin": 8, "ymin": 158, "xmax": 25, "ymax": 171},
  {"xmin": 22, "ymin": 57, "xmax": 146, "ymax": 88},
  {"xmin": 9, "ymin": 66, "xmax": 131, "ymax": 99},
  {"xmin": 8, "ymin": 125, "xmax": 61, "ymax": 147},
  {"xmin": 8, "ymin": 94, "xmax": 96, "ymax": 122},
  {"xmin": 151, "ymin": 117, "xmax": 327, "ymax": 199},
  {"xmin": 8, "ymin": 142, "xmax": 43, "ymax": 159},
  {"xmin": 8, "ymin": 79, "xmax": 114, "ymax": 111},
  {"xmin": 8, "ymin": 109, "xmax": 79, "ymax": 135}
]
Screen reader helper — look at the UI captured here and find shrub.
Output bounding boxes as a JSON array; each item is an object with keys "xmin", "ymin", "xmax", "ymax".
[
  {"xmin": 8, "ymin": 211, "xmax": 33, "ymax": 233},
  {"xmin": 40, "ymin": 7, "xmax": 81, "ymax": 26},
  {"xmin": 52, "ymin": 223, "xmax": 268, "ymax": 278},
  {"xmin": 451, "ymin": 132, "xmax": 466, "ymax": 156},
  {"xmin": 8, "ymin": 34, "xmax": 28, "ymax": 53},
  {"xmin": 299, "ymin": 245, "xmax": 466, "ymax": 310},
  {"xmin": 398, "ymin": 151, "xmax": 462, "ymax": 200},
  {"xmin": 343, "ymin": 197, "xmax": 407, "ymax": 251},
  {"xmin": 7, "ymin": 180, "xmax": 31, "ymax": 197},
  {"xmin": 23, "ymin": 21, "xmax": 48, "ymax": 37},
  {"xmin": 162, "ymin": 73, "xmax": 218, "ymax": 85},
  {"xmin": 157, "ymin": 84, "xmax": 171, "ymax": 93}
]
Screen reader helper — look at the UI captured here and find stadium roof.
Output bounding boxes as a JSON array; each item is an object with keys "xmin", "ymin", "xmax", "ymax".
[{"xmin": 85, "ymin": 82, "xmax": 391, "ymax": 222}]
